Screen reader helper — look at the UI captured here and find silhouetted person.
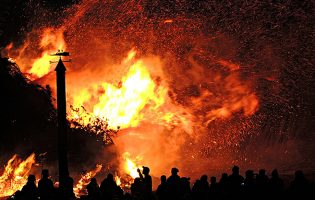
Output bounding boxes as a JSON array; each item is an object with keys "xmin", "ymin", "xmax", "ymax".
[
  {"xmin": 256, "ymin": 169, "xmax": 269, "ymax": 200},
  {"xmin": 166, "ymin": 168, "xmax": 181, "ymax": 200},
  {"xmin": 287, "ymin": 170, "xmax": 310, "ymax": 200},
  {"xmin": 218, "ymin": 173, "xmax": 230, "ymax": 200},
  {"xmin": 21, "ymin": 175, "xmax": 38, "ymax": 200},
  {"xmin": 192, "ymin": 175, "xmax": 209, "ymax": 200},
  {"xmin": 269, "ymin": 169, "xmax": 284, "ymax": 199},
  {"xmin": 100, "ymin": 173, "xmax": 121, "ymax": 200},
  {"xmin": 228, "ymin": 166, "xmax": 244, "ymax": 199},
  {"xmin": 138, "ymin": 166, "xmax": 152, "ymax": 199},
  {"xmin": 86, "ymin": 178, "xmax": 101, "ymax": 199},
  {"xmin": 180, "ymin": 177, "xmax": 191, "ymax": 200},
  {"xmin": 64, "ymin": 174, "xmax": 75, "ymax": 199},
  {"xmin": 208, "ymin": 176, "xmax": 219, "ymax": 200},
  {"xmin": 156, "ymin": 175, "xmax": 167, "ymax": 200},
  {"xmin": 131, "ymin": 177, "xmax": 144, "ymax": 200},
  {"xmin": 38, "ymin": 169, "xmax": 55, "ymax": 200},
  {"xmin": 243, "ymin": 170, "xmax": 256, "ymax": 200}
]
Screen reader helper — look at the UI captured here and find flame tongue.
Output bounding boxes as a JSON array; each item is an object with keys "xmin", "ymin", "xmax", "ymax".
[
  {"xmin": 73, "ymin": 164, "xmax": 102, "ymax": 197},
  {"xmin": 0, "ymin": 153, "xmax": 36, "ymax": 198}
]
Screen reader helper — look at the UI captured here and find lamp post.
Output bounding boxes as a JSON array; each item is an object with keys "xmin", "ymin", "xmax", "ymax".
[{"xmin": 52, "ymin": 50, "xmax": 71, "ymax": 196}]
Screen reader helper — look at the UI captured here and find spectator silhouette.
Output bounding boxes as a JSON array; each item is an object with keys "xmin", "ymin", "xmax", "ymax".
[
  {"xmin": 21, "ymin": 174, "xmax": 38, "ymax": 200},
  {"xmin": 269, "ymin": 169, "xmax": 284, "ymax": 199},
  {"xmin": 138, "ymin": 166, "xmax": 152, "ymax": 199},
  {"xmin": 208, "ymin": 176, "xmax": 219, "ymax": 200},
  {"xmin": 218, "ymin": 173, "xmax": 230, "ymax": 200},
  {"xmin": 86, "ymin": 178, "xmax": 101, "ymax": 200},
  {"xmin": 131, "ymin": 177, "xmax": 144, "ymax": 200},
  {"xmin": 156, "ymin": 175, "xmax": 167, "ymax": 200},
  {"xmin": 38, "ymin": 169, "xmax": 55, "ymax": 200},
  {"xmin": 100, "ymin": 173, "xmax": 122, "ymax": 200},
  {"xmin": 180, "ymin": 177, "xmax": 191, "ymax": 200},
  {"xmin": 166, "ymin": 167, "xmax": 181, "ymax": 200},
  {"xmin": 256, "ymin": 169, "xmax": 269, "ymax": 200},
  {"xmin": 65, "ymin": 174, "xmax": 75, "ymax": 199},
  {"xmin": 7, "ymin": 165, "xmax": 315, "ymax": 200},
  {"xmin": 228, "ymin": 166, "xmax": 244, "ymax": 199},
  {"xmin": 243, "ymin": 170, "xmax": 256, "ymax": 200},
  {"xmin": 287, "ymin": 170, "xmax": 310, "ymax": 200},
  {"xmin": 192, "ymin": 175, "xmax": 209, "ymax": 200}
]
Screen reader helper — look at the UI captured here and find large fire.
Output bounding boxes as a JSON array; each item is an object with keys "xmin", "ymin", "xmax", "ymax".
[
  {"xmin": 0, "ymin": 154, "xmax": 36, "ymax": 198},
  {"xmin": 0, "ymin": 0, "xmax": 264, "ymax": 194},
  {"xmin": 69, "ymin": 49, "xmax": 175, "ymax": 130}
]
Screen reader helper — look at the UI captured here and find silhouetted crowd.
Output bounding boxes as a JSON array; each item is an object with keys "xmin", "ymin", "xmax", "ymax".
[{"xmin": 8, "ymin": 166, "xmax": 314, "ymax": 200}]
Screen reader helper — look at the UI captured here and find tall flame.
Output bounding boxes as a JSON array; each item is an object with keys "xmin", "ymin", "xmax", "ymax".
[
  {"xmin": 69, "ymin": 50, "xmax": 185, "ymax": 131},
  {"xmin": 0, "ymin": 153, "xmax": 36, "ymax": 198}
]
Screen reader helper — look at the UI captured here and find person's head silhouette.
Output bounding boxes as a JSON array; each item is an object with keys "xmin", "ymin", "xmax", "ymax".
[
  {"xmin": 210, "ymin": 176, "xmax": 216, "ymax": 184},
  {"xmin": 107, "ymin": 173, "xmax": 114, "ymax": 181},
  {"xmin": 161, "ymin": 175, "xmax": 166, "ymax": 183},
  {"xmin": 91, "ymin": 177, "xmax": 97, "ymax": 184},
  {"xmin": 232, "ymin": 166, "xmax": 240, "ymax": 175},
  {"xmin": 294, "ymin": 170, "xmax": 305, "ymax": 181},
  {"xmin": 28, "ymin": 174, "xmax": 36, "ymax": 183},
  {"xmin": 171, "ymin": 168, "xmax": 179, "ymax": 175},
  {"xmin": 201, "ymin": 175, "xmax": 208, "ymax": 182},
  {"xmin": 42, "ymin": 169, "xmax": 49, "ymax": 179},
  {"xmin": 259, "ymin": 169, "xmax": 266, "ymax": 176},
  {"xmin": 271, "ymin": 169, "xmax": 279, "ymax": 178},
  {"xmin": 143, "ymin": 166, "xmax": 150, "ymax": 175}
]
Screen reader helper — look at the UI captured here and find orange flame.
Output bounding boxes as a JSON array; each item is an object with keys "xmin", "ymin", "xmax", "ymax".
[
  {"xmin": 114, "ymin": 175, "xmax": 121, "ymax": 186},
  {"xmin": 113, "ymin": 152, "xmax": 142, "ymax": 189},
  {"xmin": 0, "ymin": 153, "xmax": 36, "ymax": 198},
  {"xmin": 68, "ymin": 50, "xmax": 188, "ymax": 131},
  {"xmin": 73, "ymin": 164, "xmax": 102, "ymax": 197},
  {"xmin": 122, "ymin": 152, "xmax": 142, "ymax": 179},
  {"xmin": 28, "ymin": 28, "xmax": 66, "ymax": 78},
  {"xmin": 1, "ymin": 28, "xmax": 66, "ymax": 79}
]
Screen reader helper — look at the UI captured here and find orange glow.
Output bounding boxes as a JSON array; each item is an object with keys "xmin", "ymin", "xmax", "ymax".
[
  {"xmin": 73, "ymin": 164, "xmax": 102, "ymax": 197},
  {"xmin": 0, "ymin": 153, "xmax": 36, "ymax": 198},
  {"xmin": 112, "ymin": 152, "xmax": 142, "ymax": 189},
  {"xmin": 68, "ymin": 50, "xmax": 187, "ymax": 131},
  {"xmin": 123, "ymin": 152, "xmax": 141, "ymax": 179},
  {"xmin": 2, "ymin": 2, "xmax": 262, "ymax": 184},
  {"xmin": 28, "ymin": 28, "xmax": 65, "ymax": 78}
]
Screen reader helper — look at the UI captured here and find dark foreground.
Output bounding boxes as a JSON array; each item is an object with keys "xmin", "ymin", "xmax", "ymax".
[{"xmin": 4, "ymin": 166, "xmax": 315, "ymax": 200}]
